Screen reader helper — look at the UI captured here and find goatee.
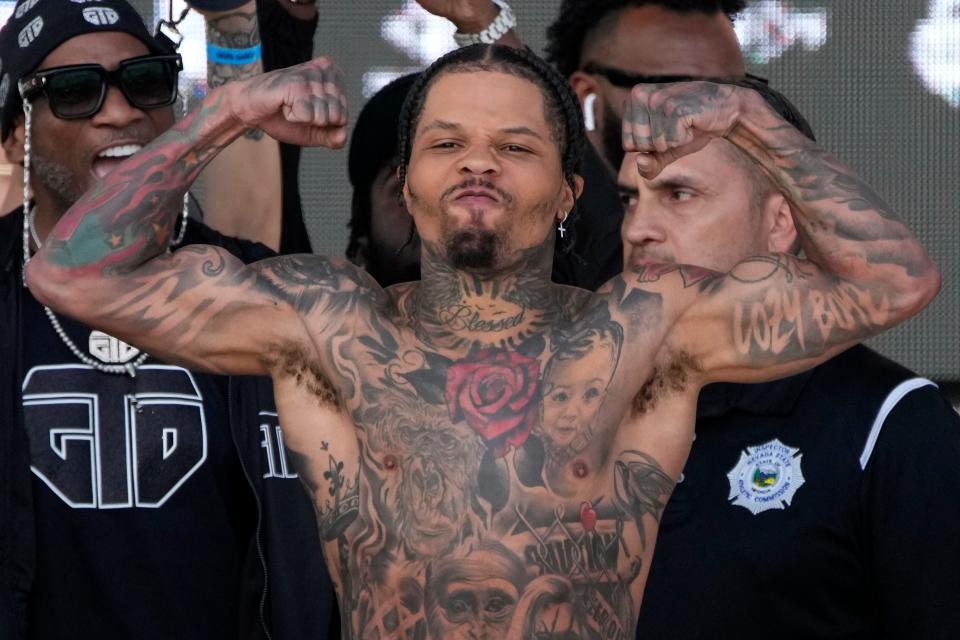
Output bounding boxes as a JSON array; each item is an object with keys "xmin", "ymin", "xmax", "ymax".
[{"xmin": 447, "ymin": 228, "xmax": 499, "ymax": 270}]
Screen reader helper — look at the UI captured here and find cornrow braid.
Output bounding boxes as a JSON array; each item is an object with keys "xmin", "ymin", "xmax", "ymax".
[{"xmin": 397, "ymin": 44, "xmax": 586, "ymax": 252}]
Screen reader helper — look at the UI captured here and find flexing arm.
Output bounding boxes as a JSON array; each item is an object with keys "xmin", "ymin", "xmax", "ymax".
[
  {"xmin": 620, "ymin": 81, "xmax": 940, "ymax": 382},
  {"xmin": 25, "ymin": 59, "xmax": 349, "ymax": 374}
]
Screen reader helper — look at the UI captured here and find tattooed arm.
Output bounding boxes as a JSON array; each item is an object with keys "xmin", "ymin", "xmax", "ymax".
[
  {"xmin": 191, "ymin": 1, "xmax": 282, "ymax": 249},
  {"xmin": 620, "ymin": 81, "xmax": 940, "ymax": 383},
  {"xmin": 25, "ymin": 59, "xmax": 351, "ymax": 374}
]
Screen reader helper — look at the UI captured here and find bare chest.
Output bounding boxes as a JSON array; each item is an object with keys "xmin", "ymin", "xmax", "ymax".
[
  {"xmin": 341, "ymin": 401, "xmax": 653, "ymax": 640},
  {"xmin": 272, "ymin": 303, "xmax": 690, "ymax": 638}
]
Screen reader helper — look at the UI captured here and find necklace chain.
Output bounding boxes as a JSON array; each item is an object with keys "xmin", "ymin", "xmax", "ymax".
[
  {"xmin": 25, "ymin": 207, "xmax": 160, "ymax": 377},
  {"xmin": 19, "ymin": 99, "xmax": 190, "ymax": 378},
  {"xmin": 42, "ymin": 304, "xmax": 149, "ymax": 377}
]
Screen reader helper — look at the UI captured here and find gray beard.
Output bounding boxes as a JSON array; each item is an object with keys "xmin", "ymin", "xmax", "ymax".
[{"xmin": 30, "ymin": 151, "xmax": 85, "ymax": 210}]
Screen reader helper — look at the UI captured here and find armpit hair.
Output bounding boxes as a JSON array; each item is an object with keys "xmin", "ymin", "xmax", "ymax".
[
  {"xmin": 263, "ymin": 343, "xmax": 342, "ymax": 410},
  {"xmin": 632, "ymin": 350, "xmax": 702, "ymax": 416}
]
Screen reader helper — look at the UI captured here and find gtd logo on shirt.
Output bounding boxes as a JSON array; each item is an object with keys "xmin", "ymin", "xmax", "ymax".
[
  {"xmin": 23, "ymin": 364, "xmax": 208, "ymax": 509},
  {"xmin": 82, "ymin": 7, "xmax": 120, "ymax": 26}
]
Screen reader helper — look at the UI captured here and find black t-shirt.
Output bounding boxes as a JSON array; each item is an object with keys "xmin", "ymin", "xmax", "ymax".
[
  {"xmin": 637, "ymin": 346, "xmax": 960, "ymax": 639},
  {"xmin": 22, "ymin": 299, "xmax": 253, "ymax": 639},
  {"xmin": 13, "ymin": 215, "xmax": 263, "ymax": 639},
  {"xmin": 552, "ymin": 143, "xmax": 623, "ymax": 291}
]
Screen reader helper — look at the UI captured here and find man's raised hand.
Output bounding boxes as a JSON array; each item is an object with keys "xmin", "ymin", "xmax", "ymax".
[
  {"xmin": 623, "ymin": 82, "xmax": 748, "ymax": 180},
  {"xmin": 415, "ymin": 0, "xmax": 501, "ymax": 32},
  {"xmin": 229, "ymin": 57, "xmax": 348, "ymax": 149}
]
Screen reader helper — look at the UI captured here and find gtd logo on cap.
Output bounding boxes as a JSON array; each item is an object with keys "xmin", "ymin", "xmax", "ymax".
[
  {"xmin": 82, "ymin": 7, "xmax": 120, "ymax": 25},
  {"xmin": 14, "ymin": 0, "xmax": 40, "ymax": 19},
  {"xmin": 17, "ymin": 16, "xmax": 43, "ymax": 48}
]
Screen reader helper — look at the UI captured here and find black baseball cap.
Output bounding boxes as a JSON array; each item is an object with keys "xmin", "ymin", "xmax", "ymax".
[{"xmin": 0, "ymin": 0, "xmax": 174, "ymax": 140}]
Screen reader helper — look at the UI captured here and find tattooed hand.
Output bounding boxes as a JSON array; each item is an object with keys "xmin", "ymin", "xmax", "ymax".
[
  {"xmin": 227, "ymin": 57, "xmax": 348, "ymax": 149},
  {"xmin": 622, "ymin": 81, "xmax": 748, "ymax": 179},
  {"xmin": 619, "ymin": 79, "xmax": 938, "ymax": 386}
]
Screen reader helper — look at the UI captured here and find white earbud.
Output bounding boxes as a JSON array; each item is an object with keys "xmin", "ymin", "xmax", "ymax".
[{"xmin": 583, "ymin": 93, "xmax": 597, "ymax": 132}]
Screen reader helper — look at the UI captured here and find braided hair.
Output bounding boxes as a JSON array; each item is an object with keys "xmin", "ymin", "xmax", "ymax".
[
  {"xmin": 397, "ymin": 44, "xmax": 586, "ymax": 252},
  {"xmin": 545, "ymin": 0, "xmax": 748, "ymax": 78}
]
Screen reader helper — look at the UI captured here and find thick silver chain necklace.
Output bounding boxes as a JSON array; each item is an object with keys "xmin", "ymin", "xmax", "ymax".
[
  {"xmin": 41, "ymin": 304, "xmax": 149, "ymax": 377},
  {"xmin": 26, "ymin": 208, "xmax": 151, "ymax": 377},
  {"xmin": 20, "ymin": 100, "xmax": 189, "ymax": 378}
]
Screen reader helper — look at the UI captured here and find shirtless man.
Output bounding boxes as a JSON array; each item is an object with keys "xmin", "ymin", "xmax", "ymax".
[{"xmin": 27, "ymin": 44, "xmax": 939, "ymax": 639}]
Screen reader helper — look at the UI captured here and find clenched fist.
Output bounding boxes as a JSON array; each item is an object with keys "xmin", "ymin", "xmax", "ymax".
[
  {"xmin": 622, "ymin": 82, "xmax": 753, "ymax": 179},
  {"xmin": 227, "ymin": 57, "xmax": 349, "ymax": 149}
]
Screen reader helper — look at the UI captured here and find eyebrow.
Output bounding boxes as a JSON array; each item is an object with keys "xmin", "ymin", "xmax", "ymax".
[
  {"xmin": 617, "ymin": 182, "xmax": 638, "ymax": 196},
  {"xmin": 499, "ymin": 126, "xmax": 546, "ymax": 141},
  {"xmin": 420, "ymin": 120, "xmax": 546, "ymax": 141},
  {"xmin": 645, "ymin": 173, "xmax": 705, "ymax": 191},
  {"xmin": 421, "ymin": 119, "xmax": 462, "ymax": 134}
]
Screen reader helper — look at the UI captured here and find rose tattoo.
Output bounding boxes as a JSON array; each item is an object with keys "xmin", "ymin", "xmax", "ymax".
[{"xmin": 445, "ymin": 348, "xmax": 541, "ymax": 457}]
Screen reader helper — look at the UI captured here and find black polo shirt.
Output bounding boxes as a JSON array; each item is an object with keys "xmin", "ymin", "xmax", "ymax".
[{"xmin": 637, "ymin": 345, "xmax": 960, "ymax": 639}]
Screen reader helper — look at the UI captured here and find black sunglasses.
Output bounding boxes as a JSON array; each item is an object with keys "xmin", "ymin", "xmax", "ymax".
[
  {"xmin": 18, "ymin": 54, "xmax": 183, "ymax": 119},
  {"xmin": 581, "ymin": 61, "xmax": 769, "ymax": 88}
]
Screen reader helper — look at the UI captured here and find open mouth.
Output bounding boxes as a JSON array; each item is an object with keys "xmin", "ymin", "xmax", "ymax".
[
  {"xmin": 554, "ymin": 424, "xmax": 577, "ymax": 438},
  {"xmin": 92, "ymin": 144, "xmax": 144, "ymax": 179}
]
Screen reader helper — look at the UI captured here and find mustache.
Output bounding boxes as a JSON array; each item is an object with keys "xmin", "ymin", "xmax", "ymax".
[
  {"xmin": 628, "ymin": 250, "xmax": 676, "ymax": 265},
  {"xmin": 88, "ymin": 126, "xmax": 159, "ymax": 152},
  {"xmin": 441, "ymin": 177, "xmax": 514, "ymax": 205}
]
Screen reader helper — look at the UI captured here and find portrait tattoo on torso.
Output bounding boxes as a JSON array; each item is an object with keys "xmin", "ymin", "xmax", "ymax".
[{"xmin": 275, "ymin": 264, "xmax": 679, "ymax": 640}]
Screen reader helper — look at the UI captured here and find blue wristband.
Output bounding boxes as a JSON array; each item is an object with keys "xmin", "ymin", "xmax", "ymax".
[{"xmin": 206, "ymin": 43, "xmax": 262, "ymax": 65}]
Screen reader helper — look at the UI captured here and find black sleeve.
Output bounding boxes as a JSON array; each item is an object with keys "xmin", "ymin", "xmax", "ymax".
[
  {"xmin": 257, "ymin": 0, "xmax": 319, "ymax": 255},
  {"xmin": 180, "ymin": 218, "xmax": 277, "ymax": 264},
  {"xmin": 861, "ymin": 384, "xmax": 960, "ymax": 638}
]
